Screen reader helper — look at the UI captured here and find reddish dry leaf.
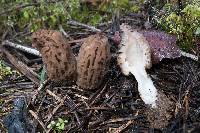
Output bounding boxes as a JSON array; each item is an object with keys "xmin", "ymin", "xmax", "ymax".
[{"xmin": 140, "ymin": 30, "xmax": 181, "ymax": 64}]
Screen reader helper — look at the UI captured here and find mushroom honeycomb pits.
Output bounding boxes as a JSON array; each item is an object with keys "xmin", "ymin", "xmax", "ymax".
[
  {"xmin": 32, "ymin": 29, "xmax": 76, "ymax": 82},
  {"xmin": 76, "ymin": 33, "xmax": 111, "ymax": 89}
]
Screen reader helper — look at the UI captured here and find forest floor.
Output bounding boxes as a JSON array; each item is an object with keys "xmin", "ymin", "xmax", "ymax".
[{"xmin": 0, "ymin": 17, "xmax": 200, "ymax": 133}]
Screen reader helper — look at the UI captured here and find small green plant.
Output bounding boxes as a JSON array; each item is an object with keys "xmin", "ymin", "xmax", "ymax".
[
  {"xmin": 0, "ymin": 60, "xmax": 12, "ymax": 81},
  {"xmin": 39, "ymin": 65, "xmax": 47, "ymax": 84},
  {"xmin": 1, "ymin": 0, "xmax": 81, "ymax": 31},
  {"xmin": 0, "ymin": 0, "xmax": 145, "ymax": 33},
  {"xmin": 47, "ymin": 118, "xmax": 69, "ymax": 133},
  {"xmin": 156, "ymin": 3, "xmax": 200, "ymax": 50}
]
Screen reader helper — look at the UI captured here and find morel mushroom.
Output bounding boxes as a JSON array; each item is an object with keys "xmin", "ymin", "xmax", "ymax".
[
  {"xmin": 32, "ymin": 29, "xmax": 76, "ymax": 83},
  {"xmin": 76, "ymin": 33, "xmax": 111, "ymax": 89},
  {"xmin": 118, "ymin": 24, "xmax": 158, "ymax": 107}
]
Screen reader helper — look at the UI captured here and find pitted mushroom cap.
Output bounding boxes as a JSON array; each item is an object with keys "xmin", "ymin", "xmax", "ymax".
[
  {"xmin": 76, "ymin": 33, "xmax": 111, "ymax": 89},
  {"xmin": 31, "ymin": 29, "xmax": 76, "ymax": 82}
]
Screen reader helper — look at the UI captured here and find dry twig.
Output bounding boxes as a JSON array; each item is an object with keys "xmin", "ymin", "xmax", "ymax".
[
  {"xmin": 2, "ymin": 40, "xmax": 41, "ymax": 57},
  {"xmin": 29, "ymin": 110, "xmax": 47, "ymax": 132},
  {"xmin": 2, "ymin": 47, "xmax": 40, "ymax": 85},
  {"xmin": 67, "ymin": 20, "xmax": 101, "ymax": 32}
]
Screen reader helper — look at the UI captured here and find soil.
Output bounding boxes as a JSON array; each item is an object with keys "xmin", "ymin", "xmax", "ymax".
[
  {"xmin": 0, "ymin": 55, "xmax": 200, "ymax": 132},
  {"xmin": 0, "ymin": 13, "xmax": 200, "ymax": 132}
]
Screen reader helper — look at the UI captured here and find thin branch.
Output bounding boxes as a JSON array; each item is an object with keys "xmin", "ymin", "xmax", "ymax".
[
  {"xmin": 0, "ymin": 82, "xmax": 34, "ymax": 89},
  {"xmin": 2, "ymin": 40, "xmax": 41, "ymax": 57},
  {"xmin": 45, "ymin": 96, "xmax": 67, "ymax": 126},
  {"xmin": 109, "ymin": 120, "xmax": 133, "ymax": 133},
  {"xmin": 59, "ymin": 25, "xmax": 70, "ymax": 38},
  {"xmin": 2, "ymin": 47, "xmax": 40, "ymax": 85},
  {"xmin": 29, "ymin": 110, "xmax": 47, "ymax": 132},
  {"xmin": 0, "ymin": 1, "xmax": 61, "ymax": 15},
  {"xmin": 67, "ymin": 20, "xmax": 101, "ymax": 32},
  {"xmin": 180, "ymin": 51, "xmax": 198, "ymax": 61},
  {"xmin": 0, "ymin": 3, "xmax": 39, "ymax": 16},
  {"xmin": 31, "ymin": 79, "xmax": 49, "ymax": 104}
]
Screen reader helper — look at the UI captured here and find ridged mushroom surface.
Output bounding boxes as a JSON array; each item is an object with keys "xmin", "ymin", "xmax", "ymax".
[
  {"xmin": 32, "ymin": 29, "xmax": 76, "ymax": 82},
  {"xmin": 76, "ymin": 33, "xmax": 111, "ymax": 89}
]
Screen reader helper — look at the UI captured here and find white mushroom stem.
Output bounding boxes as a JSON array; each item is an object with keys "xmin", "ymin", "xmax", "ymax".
[
  {"xmin": 130, "ymin": 66, "xmax": 157, "ymax": 107},
  {"xmin": 118, "ymin": 24, "xmax": 158, "ymax": 108}
]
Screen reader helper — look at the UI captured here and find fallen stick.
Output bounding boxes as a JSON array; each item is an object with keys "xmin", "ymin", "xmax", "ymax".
[
  {"xmin": 45, "ymin": 96, "xmax": 67, "ymax": 124},
  {"xmin": 59, "ymin": 25, "xmax": 70, "ymax": 38},
  {"xmin": 29, "ymin": 110, "xmax": 47, "ymax": 132},
  {"xmin": 109, "ymin": 120, "xmax": 133, "ymax": 133},
  {"xmin": 0, "ymin": 3, "xmax": 39, "ymax": 15},
  {"xmin": 67, "ymin": 20, "xmax": 101, "ymax": 32},
  {"xmin": 2, "ymin": 40, "xmax": 41, "ymax": 57},
  {"xmin": 31, "ymin": 79, "xmax": 49, "ymax": 103},
  {"xmin": 46, "ymin": 89, "xmax": 61, "ymax": 101},
  {"xmin": 2, "ymin": 39, "xmax": 85, "ymax": 57},
  {"xmin": 0, "ymin": 82, "xmax": 34, "ymax": 89},
  {"xmin": 180, "ymin": 51, "xmax": 198, "ymax": 61},
  {"xmin": 0, "ymin": 1, "xmax": 59, "ymax": 16},
  {"xmin": 2, "ymin": 47, "xmax": 40, "ymax": 85}
]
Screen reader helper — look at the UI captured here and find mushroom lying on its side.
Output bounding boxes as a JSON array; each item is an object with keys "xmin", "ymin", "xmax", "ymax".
[{"xmin": 117, "ymin": 24, "xmax": 158, "ymax": 107}]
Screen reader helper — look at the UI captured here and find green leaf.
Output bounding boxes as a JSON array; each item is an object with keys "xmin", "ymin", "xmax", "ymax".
[
  {"xmin": 23, "ymin": 11, "xmax": 29, "ymax": 19},
  {"xmin": 195, "ymin": 27, "xmax": 200, "ymax": 35},
  {"xmin": 51, "ymin": 121, "xmax": 56, "ymax": 125},
  {"xmin": 39, "ymin": 66, "xmax": 47, "ymax": 84},
  {"xmin": 58, "ymin": 118, "xmax": 64, "ymax": 123},
  {"xmin": 50, "ymin": 15, "xmax": 57, "ymax": 25},
  {"xmin": 56, "ymin": 122, "xmax": 60, "ymax": 127},
  {"xmin": 42, "ymin": 16, "xmax": 48, "ymax": 21},
  {"xmin": 47, "ymin": 124, "xmax": 52, "ymax": 129},
  {"xmin": 58, "ymin": 123, "xmax": 65, "ymax": 130},
  {"xmin": 30, "ymin": 24, "xmax": 39, "ymax": 32},
  {"xmin": 64, "ymin": 120, "xmax": 68, "ymax": 123},
  {"xmin": 90, "ymin": 14, "xmax": 102, "ymax": 26},
  {"xmin": 130, "ymin": 5, "xmax": 140, "ymax": 13}
]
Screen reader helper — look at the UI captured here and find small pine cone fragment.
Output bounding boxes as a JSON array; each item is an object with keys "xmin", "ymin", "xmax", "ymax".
[
  {"xmin": 77, "ymin": 33, "xmax": 111, "ymax": 89},
  {"xmin": 31, "ymin": 29, "xmax": 76, "ymax": 83}
]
